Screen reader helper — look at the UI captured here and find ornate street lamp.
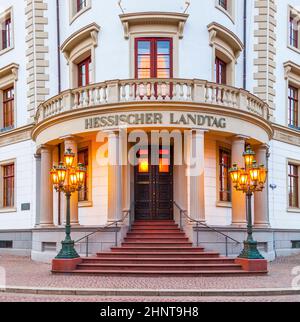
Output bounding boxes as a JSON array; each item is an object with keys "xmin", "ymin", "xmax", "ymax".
[
  {"xmin": 50, "ymin": 149, "xmax": 86, "ymax": 259},
  {"xmin": 229, "ymin": 145, "xmax": 268, "ymax": 260}
]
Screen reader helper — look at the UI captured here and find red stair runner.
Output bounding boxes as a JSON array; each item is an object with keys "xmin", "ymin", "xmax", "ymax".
[{"xmin": 68, "ymin": 220, "xmax": 268, "ymax": 276}]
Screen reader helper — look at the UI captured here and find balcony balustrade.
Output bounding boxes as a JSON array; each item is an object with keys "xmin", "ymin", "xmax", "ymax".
[{"xmin": 35, "ymin": 78, "xmax": 270, "ymax": 123}]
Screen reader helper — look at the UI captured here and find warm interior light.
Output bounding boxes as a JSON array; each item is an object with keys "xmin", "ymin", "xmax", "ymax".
[
  {"xmin": 243, "ymin": 145, "xmax": 256, "ymax": 168},
  {"xmin": 56, "ymin": 162, "xmax": 67, "ymax": 185},
  {"xmin": 139, "ymin": 159, "xmax": 149, "ymax": 173},
  {"xmin": 76, "ymin": 164, "xmax": 86, "ymax": 186},
  {"xmin": 50, "ymin": 168, "xmax": 59, "ymax": 185},
  {"xmin": 159, "ymin": 158, "xmax": 170, "ymax": 173},
  {"xmin": 259, "ymin": 165, "xmax": 268, "ymax": 184},
  {"xmin": 250, "ymin": 161, "xmax": 260, "ymax": 182},
  {"xmin": 229, "ymin": 163, "xmax": 240, "ymax": 184},
  {"xmin": 64, "ymin": 149, "xmax": 75, "ymax": 168}
]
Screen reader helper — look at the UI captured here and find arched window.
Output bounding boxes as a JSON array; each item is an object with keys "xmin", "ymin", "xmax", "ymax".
[
  {"xmin": 61, "ymin": 23, "xmax": 100, "ymax": 88},
  {"xmin": 208, "ymin": 22, "xmax": 243, "ymax": 86}
]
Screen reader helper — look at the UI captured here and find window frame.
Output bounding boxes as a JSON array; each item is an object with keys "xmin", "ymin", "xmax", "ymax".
[
  {"xmin": 76, "ymin": 0, "xmax": 87, "ymax": 13},
  {"xmin": 77, "ymin": 56, "xmax": 91, "ymax": 87},
  {"xmin": 215, "ymin": 0, "xmax": 235, "ymax": 23},
  {"xmin": 288, "ymin": 162, "xmax": 300, "ymax": 210},
  {"xmin": 288, "ymin": 6, "xmax": 300, "ymax": 54},
  {"xmin": 215, "ymin": 56, "xmax": 227, "ymax": 85},
  {"xmin": 219, "ymin": 0, "xmax": 228, "ymax": 11},
  {"xmin": 2, "ymin": 163, "xmax": 14, "ymax": 209},
  {"xmin": 216, "ymin": 143, "xmax": 232, "ymax": 208},
  {"xmin": 288, "ymin": 85, "xmax": 299, "ymax": 129},
  {"xmin": 218, "ymin": 147, "xmax": 232, "ymax": 203},
  {"xmin": 69, "ymin": 0, "xmax": 91, "ymax": 25},
  {"xmin": 0, "ymin": 159, "xmax": 16, "ymax": 212},
  {"xmin": 0, "ymin": 7, "xmax": 14, "ymax": 55},
  {"xmin": 134, "ymin": 37, "xmax": 173, "ymax": 80},
  {"xmin": 289, "ymin": 16, "xmax": 299, "ymax": 49},
  {"xmin": 2, "ymin": 86, "xmax": 14, "ymax": 130},
  {"xmin": 78, "ymin": 142, "xmax": 92, "ymax": 208},
  {"xmin": 2, "ymin": 17, "xmax": 12, "ymax": 50}
]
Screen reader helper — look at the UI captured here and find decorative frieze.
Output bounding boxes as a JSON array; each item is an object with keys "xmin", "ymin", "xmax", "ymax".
[
  {"xmin": 273, "ymin": 124, "xmax": 300, "ymax": 147},
  {"xmin": 254, "ymin": 0, "xmax": 277, "ymax": 114},
  {"xmin": 0, "ymin": 125, "xmax": 33, "ymax": 148},
  {"xmin": 25, "ymin": 0, "xmax": 49, "ymax": 121}
]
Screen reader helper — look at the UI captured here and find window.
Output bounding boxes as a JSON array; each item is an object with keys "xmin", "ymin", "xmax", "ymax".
[
  {"xmin": 0, "ymin": 64, "xmax": 18, "ymax": 132},
  {"xmin": 219, "ymin": 148, "xmax": 231, "ymax": 203},
  {"xmin": 2, "ymin": 18, "xmax": 11, "ymax": 50},
  {"xmin": 135, "ymin": 38, "xmax": 173, "ymax": 79},
  {"xmin": 288, "ymin": 85, "xmax": 299, "ymax": 128},
  {"xmin": 208, "ymin": 23, "xmax": 243, "ymax": 86},
  {"xmin": 61, "ymin": 23, "xmax": 99, "ymax": 88},
  {"xmin": 77, "ymin": 0, "xmax": 87, "ymax": 13},
  {"xmin": 78, "ymin": 56, "xmax": 91, "ymax": 87},
  {"xmin": 215, "ymin": 57, "xmax": 227, "ymax": 85},
  {"xmin": 290, "ymin": 16, "xmax": 299, "ymax": 49},
  {"xmin": 2, "ymin": 87, "xmax": 14, "ymax": 129},
  {"xmin": 288, "ymin": 163, "xmax": 299, "ymax": 209},
  {"xmin": 0, "ymin": 9, "xmax": 13, "ymax": 53},
  {"xmin": 69, "ymin": 0, "xmax": 91, "ymax": 23},
  {"xmin": 2, "ymin": 163, "xmax": 14, "ymax": 209},
  {"xmin": 289, "ymin": 7, "xmax": 300, "ymax": 51},
  {"xmin": 219, "ymin": 0, "xmax": 228, "ymax": 10},
  {"xmin": 135, "ymin": 38, "xmax": 173, "ymax": 97},
  {"xmin": 78, "ymin": 148, "xmax": 89, "ymax": 202}
]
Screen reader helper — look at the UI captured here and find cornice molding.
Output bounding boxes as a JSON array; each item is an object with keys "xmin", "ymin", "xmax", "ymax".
[
  {"xmin": 119, "ymin": 12, "xmax": 189, "ymax": 39},
  {"xmin": 61, "ymin": 23, "xmax": 100, "ymax": 61},
  {"xmin": 0, "ymin": 63, "xmax": 19, "ymax": 80},
  {"xmin": 284, "ymin": 61, "xmax": 300, "ymax": 80},
  {"xmin": 273, "ymin": 123, "xmax": 300, "ymax": 147},
  {"xmin": 0, "ymin": 124, "xmax": 33, "ymax": 148},
  {"xmin": 32, "ymin": 101, "xmax": 273, "ymax": 143},
  {"xmin": 207, "ymin": 22, "xmax": 244, "ymax": 58}
]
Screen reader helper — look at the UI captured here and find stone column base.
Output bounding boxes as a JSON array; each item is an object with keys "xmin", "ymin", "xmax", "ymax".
[
  {"xmin": 235, "ymin": 258, "xmax": 268, "ymax": 273},
  {"xmin": 52, "ymin": 258, "xmax": 82, "ymax": 273}
]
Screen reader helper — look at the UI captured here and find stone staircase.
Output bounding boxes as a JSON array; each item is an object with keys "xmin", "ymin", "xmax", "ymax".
[{"xmin": 69, "ymin": 220, "xmax": 268, "ymax": 276}]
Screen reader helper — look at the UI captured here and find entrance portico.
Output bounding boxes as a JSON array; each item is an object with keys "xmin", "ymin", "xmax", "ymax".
[{"xmin": 31, "ymin": 78, "xmax": 273, "ymax": 261}]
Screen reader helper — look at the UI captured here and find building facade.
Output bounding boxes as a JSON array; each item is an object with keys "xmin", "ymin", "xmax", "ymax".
[{"xmin": 0, "ymin": 0, "xmax": 300, "ymax": 263}]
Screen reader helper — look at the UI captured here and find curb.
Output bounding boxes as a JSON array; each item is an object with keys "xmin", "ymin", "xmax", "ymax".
[{"xmin": 0, "ymin": 286, "xmax": 300, "ymax": 297}]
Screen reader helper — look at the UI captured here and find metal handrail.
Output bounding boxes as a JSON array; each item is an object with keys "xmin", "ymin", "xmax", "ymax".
[
  {"xmin": 173, "ymin": 201, "xmax": 241, "ymax": 256},
  {"xmin": 74, "ymin": 206, "xmax": 133, "ymax": 257}
]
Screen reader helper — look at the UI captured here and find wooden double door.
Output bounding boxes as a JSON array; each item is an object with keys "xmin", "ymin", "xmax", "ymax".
[{"xmin": 135, "ymin": 146, "xmax": 174, "ymax": 220}]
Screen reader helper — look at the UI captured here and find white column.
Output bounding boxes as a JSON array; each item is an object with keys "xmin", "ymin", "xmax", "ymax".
[
  {"xmin": 64, "ymin": 137, "xmax": 79, "ymax": 226},
  {"xmin": 231, "ymin": 136, "xmax": 247, "ymax": 226},
  {"xmin": 186, "ymin": 130, "xmax": 206, "ymax": 222},
  {"xmin": 254, "ymin": 144, "xmax": 270, "ymax": 227},
  {"xmin": 107, "ymin": 131, "xmax": 122, "ymax": 221},
  {"xmin": 34, "ymin": 154, "xmax": 41, "ymax": 226},
  {"xmin": 39, "ymin": 145, "xmax": 54, "ymax": 227}
]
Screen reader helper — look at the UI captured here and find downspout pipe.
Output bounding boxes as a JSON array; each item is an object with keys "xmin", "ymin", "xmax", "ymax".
[
  {"xmin": 56, "ymin": 0, "xmax": 61, "ymax": 93},
  {"xmin": 56, "ymin": 0, "xmax": 62, "ymax": 225},
  {"xmin": 243, "ymin": 0, "xmax": 247, "ymax": 89}
]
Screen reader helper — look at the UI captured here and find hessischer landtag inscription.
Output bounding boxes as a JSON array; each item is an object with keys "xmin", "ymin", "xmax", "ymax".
[{"xmin": 85, "ymin": 112, "xmax": 227, "ymax": 130}]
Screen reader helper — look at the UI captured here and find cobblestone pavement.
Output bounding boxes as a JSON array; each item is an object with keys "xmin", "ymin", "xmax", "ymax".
[
  {"xmin": 0, "ymin": 254, "xmax": 299, "ymax": 290},
  {"xmin": 0, "ymin": 293, "xmax": 299, "ymax": 302}
]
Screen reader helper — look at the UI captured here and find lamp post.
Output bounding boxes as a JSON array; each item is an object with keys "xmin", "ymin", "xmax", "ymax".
[
  {"xmin": 50, "ymin": 149, "xmax": 86, "ymax": 259},
  {"xmin": 229, "ymin": 145, "xmax": 268, "ymax": 260}
]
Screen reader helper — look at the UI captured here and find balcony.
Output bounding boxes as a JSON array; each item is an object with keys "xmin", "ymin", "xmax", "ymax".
[{"xmin": 35, "ymin": 78, "xmax": 271, "ymax": 124}]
